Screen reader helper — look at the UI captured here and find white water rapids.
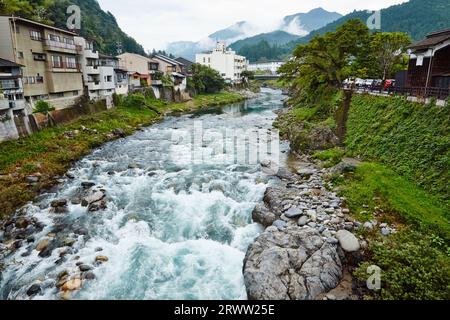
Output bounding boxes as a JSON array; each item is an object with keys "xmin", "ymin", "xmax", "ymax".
[{"xmin": 0, "ymin": 88, "xmax": 287, "ymax": 300}]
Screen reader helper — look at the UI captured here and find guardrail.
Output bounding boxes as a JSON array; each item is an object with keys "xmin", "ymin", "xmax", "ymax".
[{"xmin": 345, "ymin": 85, "xmax": 450, "ymax": 100}]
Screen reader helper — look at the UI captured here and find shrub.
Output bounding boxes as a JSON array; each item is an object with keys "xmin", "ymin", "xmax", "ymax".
[
  {"xmin": 355, "ymin": 229, "xmax": 450, "ymax": 300},
  {"xmin": 122, "ymin": 94, "xmax": 146, "ymax": 109},
  {"xmin": 33, "ymin": 100, "xmax": 55, "ymax": 115}
]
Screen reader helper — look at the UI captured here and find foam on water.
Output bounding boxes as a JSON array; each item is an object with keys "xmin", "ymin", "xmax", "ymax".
[{"xmin": 0, "ymin": 89, "xmax": 286, "ymax": 300}]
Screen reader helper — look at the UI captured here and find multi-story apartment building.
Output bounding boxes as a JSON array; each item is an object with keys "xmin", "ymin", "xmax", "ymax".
[
  {"xmin": 0, "ymin": 58, "xmax": 31, "ymax": 141},
  {"xmin": 0, "ymin": 16, "xmax": 83, "ymax": 110},
  {"xmin": 196, "ymin": 42, "xmax": 249, "ymax": 84}
]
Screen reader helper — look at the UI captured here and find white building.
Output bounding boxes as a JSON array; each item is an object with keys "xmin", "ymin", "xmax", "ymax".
[
  {"xmin": 196, "ymin": 42, "xmax": 248, "ymax": 84},
  {"xmin": 247, "ymin": 61, "xmax": 284, "ymax": 74},
  {"xmin": 75, "ymin": 37, "xmax": 115, "ymax": 103}
]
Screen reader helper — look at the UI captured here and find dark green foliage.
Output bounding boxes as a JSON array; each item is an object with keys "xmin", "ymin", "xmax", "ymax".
[
  {"xmin": 299, "ymin": 0, "xmax": 450, "ymax": 44},
  {"xmin": 188, "ymin": 64, "xmax": 225, "ymax": 95},
  {"xmin": 33, "ymin": 100, "xmax": 55, "ymax": 115},
  {"xmin": 354, "ymin": 229, "xmax": 450, "ymax": 300},
  {"xmin": 236, "ymin": 40, "xmax": 290, "ymax": 63},
  {"xmin": 346, "ymin": 94, "xmax": 450, "ymax": 203}
]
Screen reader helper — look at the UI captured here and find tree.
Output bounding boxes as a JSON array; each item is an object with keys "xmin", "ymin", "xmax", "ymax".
[
  {"xmin": 368, "ymin": 32, "xmax": 411, "ymax": 80},
  {"xmin": 187, "ymin": 64, "xmax": 225, "ymax": 95},
  {"xmin": 33, "ymin": 100, "xmax": 56, "ymax": 126},
  {"xmin": 279, "ymin": 19, "xmax": 371, "ymax": 109}
]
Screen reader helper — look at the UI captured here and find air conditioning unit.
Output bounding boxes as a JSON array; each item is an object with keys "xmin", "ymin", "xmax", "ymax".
[{"xmin": 9, "ymin": 101, "xmax": 16, "ymax": 109}]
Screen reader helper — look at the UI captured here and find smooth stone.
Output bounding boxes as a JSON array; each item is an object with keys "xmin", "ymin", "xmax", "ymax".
[
  {"xmin": 51, "ymin": 199, "xmax": 67, "ymax": 208},
  {"xmin": 81, "ymin": 181, "xmax": 95, "ymax": 188},
  {"xmin": 26, "ymin": 284, "xmax": 41, "ymax": 296},
  {"xmin": 381, "ymin": 228, "xmax": 391, "ymax": 236},
  {"xmin": 35, "ymin": 239, "xmax": 50, "ymax": 252},
  {"xmin": 297, "ymin": 216, "xmax": 308, "ymax": 226},
  {"xmin": 284, "ymin": 207, "xmax": 302, "ymax": 218},
  {"xmin": 363, "ymin": 222, "xmax": 374, "ymax": 230},
  {"xmin": 336, "ymin": 230, "xmax": 360, "ymax": 252},
  {"xmin": 61, "ymin": 278, "xmax": 82, "ymax": 291},
  {"xmin": 95, "ymin": 255, "xmax": 109, "ymax": 262},
  {"xmin": 79, "ymin": 264, "xmax": 93, "ymax": 272}
]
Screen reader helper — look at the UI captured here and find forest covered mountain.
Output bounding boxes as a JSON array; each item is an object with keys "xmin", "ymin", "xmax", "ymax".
[
  {"xmin": 236, "ymin": 0, "xmax": 450, "ymax": 62},
  {"xmin": 0, "ymin": 0, "xmax": 146, "ymax": 56},
  {"xmin": 167, "ymin": 7, "xmax": 342, "ymax": 61}
]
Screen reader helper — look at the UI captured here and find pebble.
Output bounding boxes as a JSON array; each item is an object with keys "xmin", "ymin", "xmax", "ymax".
[
  {"xmin": 26, "ymin": 284, "xmax": 41, "ymax": 296},
  {"xmin": 336, "ymin": 230, "xmax": 360, "ymax": 252},
  {"xmin": 297, "ymin": 216, "xmax": 308, "ymax": 226}
]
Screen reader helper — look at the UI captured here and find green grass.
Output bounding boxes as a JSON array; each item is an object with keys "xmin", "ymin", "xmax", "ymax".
[
  {"xmin": 346, "ymin": 94, "xmax": 450, "ymax": 202},
  {"xmin": 0, "ymin": 91, "xmax": 244, "ymax": 219},
  {"xmin": 335, "ymin": 162, "xmax": 450, "ymax": 239},
  {"xmin": 312, "ymin": 147, "xmax": 346, "ymax": 167}
]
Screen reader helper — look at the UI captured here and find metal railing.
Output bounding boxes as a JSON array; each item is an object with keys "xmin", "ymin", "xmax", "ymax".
[
  {"xmin": 345, "ymin": 84, "xmax": 450, "ymax": 100},
  {"xmin": 48, "ymin": 61, "xmax": 81, "ymax": 71}
]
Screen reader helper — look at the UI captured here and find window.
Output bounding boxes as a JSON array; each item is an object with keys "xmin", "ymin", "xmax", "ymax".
[
  {"xmin": 203, "ymin": 58, "xmax": 206, "ymax": 63},
  {"xmin": 51, "ymin": 55, "xmax": 62, "ymax": 68},
  {"xmin": 65, "ymin": 56, "xmax": 77, "ymax": 69},
  {"xmin": 17, "ymin": 51, "xmax": 24, "ymax": 59},
  {"xmin": 30, "ymin": 30, "xmax": 42, "ymax": 41},
  {"xmin": 48, "ymin": 34, "xmax": 60, "ymax": 42},
  {"xmin": 105, "ymin": 76, "xmax": 112, "ymax": 82},
  {"xmin": 72, "ymin": 91, "xmax": 79, "ymax": 96},
  {"xmin": 64, "ymin": 37, "xmax": 74, "ymax": 45},
  {"xmin": 36, "ymin": 76, "xmax": 44, "ymax": 84},
  {"xmin": 33, "ymin": 53, "xmax": 46, "ymax": 61}
]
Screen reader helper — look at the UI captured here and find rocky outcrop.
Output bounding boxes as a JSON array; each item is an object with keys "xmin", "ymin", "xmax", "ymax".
[
  {"xmin": 244, "ymin": 226, "xmax": 344, "ymax": 300},
  {"xmin": 244, "ymin": 155, "xmax": 366, "ymax": 300}
]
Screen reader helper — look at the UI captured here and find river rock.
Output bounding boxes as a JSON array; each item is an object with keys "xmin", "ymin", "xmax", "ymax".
[
  {"xmin": 81, "ymin": 191, "xmax": 105, "ymax": 207},
  {"xmin": 297, "ymin": 216, "xmax": 308, "ymax": 226},
  {"xmin": 81, "ymin": 181, "xmax": 96, "ymax": 189},
  {"xmin": 26, "ymin": 284, "xmax": 41, "ymax": 296},
  {"xmin": 51, "ymin": 199, "xmax": 67, "ymax": 208},
  {"xmin": 252, "ymin": 205, "xmax": 277, "ymax": 228},
  {"xmin": 381, "ymin": 227, "xmax": 391, "ymax": 236},
  {"xmin": 335, "ymin": 230, "xmax": 360, "ymax": 252},
  {"xmin": 84, "ymin": 272, "xmax": 96, "ymax": 280},
  {"xmin": 95, "ymin": 255, "xmax": 109, "ymax": 263},
  {"xmin": 61, "ymin": 278, "xmax": 82, "ymax": 291},
  {"xmin": 79, "ymin": 264, "xmax": 93, "ymax": 272},
  {"xmin": 284, "ymin": 207, "xmax": 302, "ymax": 219},
  {"xmin": 35, "ymin": 239, "xmax": 50, "ymax": 252},
  {"xmin": 244, "ymin": 226, "xmax": 343, "ymax": 300},
  {"xmin": 363, "ymin": 222, "xmax": 374, "ymax": 230}
]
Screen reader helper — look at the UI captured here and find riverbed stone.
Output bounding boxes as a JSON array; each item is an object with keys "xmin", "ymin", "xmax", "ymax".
[
  {"xmin": 35, "ymin": 239, "xmax": 50, "ymax": 252},
  {"xmin": 252, "ymin": 204, "xmax": 277, "ymax": 228},
  {"xmin": 336, "ymin": 230, "xmax": 360, "ymax": 252},
  {"xmin": 297, "ymin": 216, "xmax": 308, "ymax": 226},
  {"xmin": 26, "ymin": 284, "xmax": 41, "ymax": 296},
  {"xmin": 61, "ymin": 278, "xmax": 82, "ymax": 291},
  {"xmin": 244, "ymin": 226, "xmax": 343, "ymax": 300},
  {"xmin": 284, "ymin": 207, "xmax": 302, "ymax": 219}
]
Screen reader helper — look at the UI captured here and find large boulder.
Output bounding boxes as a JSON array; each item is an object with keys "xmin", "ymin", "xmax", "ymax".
[
  {"xmin": 252, "ymin": 205, "xmax": 277, "ymax": 228},
  {"xmin": 244, "ymin": 226, "xmax": 343, "ymax": 300}
]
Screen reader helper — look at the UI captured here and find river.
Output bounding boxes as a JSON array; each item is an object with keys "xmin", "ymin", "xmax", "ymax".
[{"xmin": 0, "ymin": 88, "xmax": 287, "ymax": 300}]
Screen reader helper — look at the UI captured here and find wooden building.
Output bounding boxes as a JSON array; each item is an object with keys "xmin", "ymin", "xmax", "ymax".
[{"xmin": 406, "ymin": 29, "xmax": 450, "ymax": 94}]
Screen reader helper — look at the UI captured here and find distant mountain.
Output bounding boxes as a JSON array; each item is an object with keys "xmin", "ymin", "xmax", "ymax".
[
  {"xmin": 235, "ymin": 0, "xmax": 450, "ymax": 62},
  {"xmin": 230, "ymin": 31, "xmax": 300, "ymax": 52},
  {"xmin": 299, "ymin": 0, "xmax": 450, "ymax": 44},
  {"xmin": 166, "ymin": 7, "xmax": 343, "ymax": 61},
  {"xmin": 280, "ymin": 7, "xmax": 342, "ymax": 36}
]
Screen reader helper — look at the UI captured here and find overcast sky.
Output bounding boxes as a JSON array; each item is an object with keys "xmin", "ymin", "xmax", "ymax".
[{"xmin": 96, "ymin": 0, "xmax": 408, "ymax": 51}]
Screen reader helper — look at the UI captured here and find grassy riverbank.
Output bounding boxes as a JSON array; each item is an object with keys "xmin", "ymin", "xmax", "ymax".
[
  {"xmin": 278, "ymin": 92, "xmax": 450, "ymax": 299},
  {"xmin": 0, "ymin": 91, "xmax": 245, "ymax": 219}
]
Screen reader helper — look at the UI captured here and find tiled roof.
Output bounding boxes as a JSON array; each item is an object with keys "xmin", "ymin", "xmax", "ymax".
[{"xmin": 409, "ymin": 28, "xmax": 450, "ymax": 50}]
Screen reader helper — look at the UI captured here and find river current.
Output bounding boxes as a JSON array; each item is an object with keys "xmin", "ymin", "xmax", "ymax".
[{"xmin": 0, "ymin": 88, "xmax": 286, "ymax": 300}]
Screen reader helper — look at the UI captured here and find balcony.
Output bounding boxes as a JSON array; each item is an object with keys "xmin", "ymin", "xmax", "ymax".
[
  {"xmin": 87, "ymin": 81, "xmax": 101, "ymax": 91},
  {"xmin": 85, "ymin": 65, "xmax": 100, "ymax": 75},
  {"xmin": 44, "ymin": 39, "xmax": 81, "ymax": 54},
  {"xmin": 84, "ymin": 49, "xmax": 99, "ymax": 59},
  {"xmin": 48, "ymin": 61, "xmax": 81, "ymax": 73}
]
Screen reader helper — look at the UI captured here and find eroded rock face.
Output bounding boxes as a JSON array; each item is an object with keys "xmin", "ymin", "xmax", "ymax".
[{"xmin": 244, "ymin": 226, "xmax": 344, "ymax": 300}]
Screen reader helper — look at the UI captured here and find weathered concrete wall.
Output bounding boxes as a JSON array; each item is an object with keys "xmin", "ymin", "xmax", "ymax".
[{"xmin": 0, "ymin": 108, "xmax": 19, "ymax": 142}]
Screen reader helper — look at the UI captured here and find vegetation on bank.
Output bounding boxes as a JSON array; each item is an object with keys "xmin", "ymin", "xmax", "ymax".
[
  {"xmin": 0, "ymin": 91, "xmax": 244, "ymax": 219},
  {"xmin": 346, "ymin": 94, "xmax": 449, "ymax": 203}
]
